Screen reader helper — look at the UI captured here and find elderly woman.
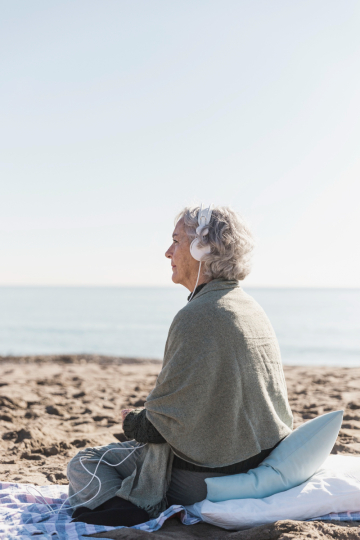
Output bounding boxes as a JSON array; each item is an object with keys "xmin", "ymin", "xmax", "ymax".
[{"xmin": 67, "ymin": 205, "xmax": 293, "ymax": 527}]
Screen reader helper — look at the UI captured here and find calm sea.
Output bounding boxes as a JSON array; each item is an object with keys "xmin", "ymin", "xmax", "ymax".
[{"xmin": 0, "ymin": 287, "xmax": 359, "ymax": 366}]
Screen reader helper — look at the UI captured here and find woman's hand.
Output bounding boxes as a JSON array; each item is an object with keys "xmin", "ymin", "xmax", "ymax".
[{"xmin": 121, "ymin": 408, "xmax": 134, "ymax": 423}]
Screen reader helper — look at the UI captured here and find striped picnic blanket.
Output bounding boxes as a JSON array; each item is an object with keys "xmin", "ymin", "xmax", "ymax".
[
  {"xmin": 0, "ymin": 481, "xmax": 359, "ymax": 539},
  {"xmin": 0, "ymin": 482, "xmax": 199, "ymax": 539}
]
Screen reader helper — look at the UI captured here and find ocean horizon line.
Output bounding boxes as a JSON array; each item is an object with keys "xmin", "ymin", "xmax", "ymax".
[{"xmin": 1, "ymin": 284, "xmax": 360, "ymax": 290}]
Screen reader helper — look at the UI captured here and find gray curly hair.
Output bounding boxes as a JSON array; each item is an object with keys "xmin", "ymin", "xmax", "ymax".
[{"xmin": 176, "ymin": 205, "xmax": 255, "ymax": 281}]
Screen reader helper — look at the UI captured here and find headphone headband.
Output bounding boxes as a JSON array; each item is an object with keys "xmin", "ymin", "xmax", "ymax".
[
  {"xmin": 196, "ymin": 203, "xmax": 213, "ymax": 233},
  {"xmin": 190, "ymin": 203, "xmax": 213, "ymax": 262}
]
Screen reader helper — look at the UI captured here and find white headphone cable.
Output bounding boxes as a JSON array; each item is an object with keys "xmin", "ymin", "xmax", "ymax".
[
  {"xmin": 32, "ymin": 443, "xmax": 147, "ymax": 518},
  {"xmin": 188, "ymin": 262, "xmax": 202, "ymax": 303},
  {"xmin": 61, "ymin": 443, "xmax": 147, "ymax": 514}
]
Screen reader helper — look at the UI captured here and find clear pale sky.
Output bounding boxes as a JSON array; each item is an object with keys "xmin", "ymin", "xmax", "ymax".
[{"xmin": 1, "ymin": 1, "xmax": 359, "ymax": 287}]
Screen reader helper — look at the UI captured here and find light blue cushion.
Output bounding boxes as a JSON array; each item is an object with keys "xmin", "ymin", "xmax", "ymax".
[{"xmin": 206, "ymin": 410, "xmax": 343, "ymax": 503}]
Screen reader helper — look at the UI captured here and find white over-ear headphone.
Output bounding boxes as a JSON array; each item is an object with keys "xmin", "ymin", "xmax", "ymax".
[{"xmin": 190, "ymin": 203, "xmax": 213, "ymax": 261}]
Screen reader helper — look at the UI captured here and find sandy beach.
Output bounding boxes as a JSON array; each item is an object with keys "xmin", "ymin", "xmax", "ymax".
[{"xmin": 1, "ymin": 355, "xmax": 360, "ymax": 539}]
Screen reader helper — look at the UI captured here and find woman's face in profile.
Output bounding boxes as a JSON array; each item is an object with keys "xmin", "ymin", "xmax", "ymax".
[{"xmin": 165, "ymin": 219, "xmax": 198, "ymax": 290}]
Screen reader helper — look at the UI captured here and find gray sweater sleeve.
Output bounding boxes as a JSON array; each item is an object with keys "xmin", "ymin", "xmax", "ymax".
[{"xmin": 123, "ymin": 409, "xmax": 166, "ymax": 444}]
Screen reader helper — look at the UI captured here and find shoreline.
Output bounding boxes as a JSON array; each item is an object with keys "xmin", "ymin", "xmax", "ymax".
[{"xmin": 0, "ymin": 354, "xmax": 162, "ymax": 365}]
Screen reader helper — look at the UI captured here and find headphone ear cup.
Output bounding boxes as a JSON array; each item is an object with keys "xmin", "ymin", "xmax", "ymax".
[
  {"xmin": 190, "ymin": 238, "xmax": 211, "ymax": 261},
  {"xmin": 190, "ymin": 238, "xmax": 202, "ymax": 261}
]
